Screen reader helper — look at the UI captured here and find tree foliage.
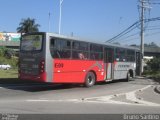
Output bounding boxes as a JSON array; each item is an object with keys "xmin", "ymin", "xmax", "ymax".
[
  {"xmin": 0, "ymin": 47, "xmax": 16, "ymax": 59},
  {"xmin": 144, "ymin": 42, "xmax": 159, "ymax": 48},
  {"xmin": 17, "ymin": 18, "xmax": 40, "ymax": 33},
  {"xmin": 147, "ymin": 57, "xmax": 160, "ymax": 71},
  {"xmin": 0, "ymin": 47, "xmax": 18, "ymax": 68},
  {"xmin": 130, "ymin": 42, "xmax": 159, "ymax": 48}
]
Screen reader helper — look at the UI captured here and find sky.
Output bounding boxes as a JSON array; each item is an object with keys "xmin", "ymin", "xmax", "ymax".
[{"xmin": 0, "ymin": 0, "xmax": 160, "ymax": 46}]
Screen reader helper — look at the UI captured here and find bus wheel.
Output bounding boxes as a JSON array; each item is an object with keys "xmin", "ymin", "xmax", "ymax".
[
  {"xmin": 126, "ymin": 72, "xmax": 131, "ymax": 82},
  {"xmin": 84, "ymin": 72, "xmax": 96, "ymax": 87}
]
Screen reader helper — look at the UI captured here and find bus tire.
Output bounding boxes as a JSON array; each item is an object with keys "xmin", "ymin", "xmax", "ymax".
[
  {"xmin": 84, "ymin": 72, "xmax": 96, "ymax": 87},
  {"xmin": 126, "ymin": 72, "xmax": 131, "ymax": 82}
]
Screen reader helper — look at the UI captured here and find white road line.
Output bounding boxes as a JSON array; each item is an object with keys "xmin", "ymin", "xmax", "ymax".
[
  {"xmin": 87, "ymin": 95, "xmax": 132, "ymax": 105},
  {"xmin": 26, "ymin": 99, "xmax": 79, "ymax": 102},
  {"xmin": 27, "ymin": 100, "xmax": 50, "ymax": 102}
]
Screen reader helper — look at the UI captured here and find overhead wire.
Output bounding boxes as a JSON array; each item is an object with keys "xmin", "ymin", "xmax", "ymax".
[
  {"xmin": 105, "ymin": 17, "xmax": 160, "ymax": 43},
  {"xmin": 105, "ymin": 21, "xmax": 140, "ymax": 43},
  {"xmin": 105, "ymin": 0, "xmax": 160, "ymax": 44}
]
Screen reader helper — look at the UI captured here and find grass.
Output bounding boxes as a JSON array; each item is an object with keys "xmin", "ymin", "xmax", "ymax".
[
  {"xmin": 0, "ymin": 69, "xmax": 21, "ymax": 84},
  {"xmin": 0, "ymin": 69, "xmax": 18, "ymax": 78},
  {"xmin": 0, "ymin": 69, "xmax": 41, "ymax": 84},
  {"xmin": 0, "ymin": 56, "xmax": 18, "ymax": 69}
]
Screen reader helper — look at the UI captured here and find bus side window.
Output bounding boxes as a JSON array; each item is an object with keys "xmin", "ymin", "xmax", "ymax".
[
  {"xmin": 90, "ymin": 44, "xmax": 103, "ymax": 60},
  {"xmin": 126, "ymin": 50, "xmax": 135, "ymax": 62},
  {"xmin": 78, "ymin": 53, "xmax": 85, "ymax": 59},
  {"xmin": 115, "ymin": 48, "xmax": 125, "ymax": 62},
  {"xmin": 50, "ymin": 38, "xmax": 55, "ymax": 47},
  {"xmin": 72, "ymin": 41, "xmax": 89, "ymax": 60},
  {"xmin": 50, "ymin": 38, "xmax": 55, "ymax": 58},
  {"xmin": 50, "ymin": 38, "xmax": 61, "ymax": 58}
]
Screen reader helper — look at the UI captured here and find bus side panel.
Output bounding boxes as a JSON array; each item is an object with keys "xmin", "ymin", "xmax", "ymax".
[
  {"xmin": 53, "ymin": 59, "xmax": 105, "ymax": 83},
  {"xmin": 45, "ymin": 33, "xmax": 53, "ymax": 83},
  {"xmin": 113, "ymin": 62, "xmax": 136, "ymax": 79}
]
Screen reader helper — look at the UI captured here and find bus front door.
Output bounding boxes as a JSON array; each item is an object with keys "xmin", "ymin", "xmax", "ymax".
[{"xmin": 104, "ymin": 48, "xmax": 114, "ymax": 80}]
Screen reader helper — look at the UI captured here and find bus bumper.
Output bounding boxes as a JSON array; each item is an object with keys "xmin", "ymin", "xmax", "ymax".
[{"xmin": 19, "ymin": 72, "xmax": 47, "ymax": 82}]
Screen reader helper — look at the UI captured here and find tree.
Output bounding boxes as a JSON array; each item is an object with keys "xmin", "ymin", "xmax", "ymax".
[
  {"xmin": 17, "ymin": 18, "xmax": 40, "ymax": 33},
  {"xmin": 150, "ymin": 42, "xmax": 159, "ymax": 47},
  {"xmin": 144, "ymin": 42, "xmax": 159, "ymax": 48},
  {"xmin": 4, "ymin": 49, "xmax": 16, "ymax": 59},
  {"xmin": 0, "ymin": 47, "xmax": 16, "ymax": 59},
  {"xmin": 0, "ymin": 47, "xmax": 6, "ymax": 57},
  {"xmin": 147, "ymin": 57, "xmax": 160, "ymax": 71}
]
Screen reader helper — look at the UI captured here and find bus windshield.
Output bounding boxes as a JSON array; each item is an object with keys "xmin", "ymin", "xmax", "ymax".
[{"xmin": 21, "ymin": 34, "xmax": 43, "ymax": 51}]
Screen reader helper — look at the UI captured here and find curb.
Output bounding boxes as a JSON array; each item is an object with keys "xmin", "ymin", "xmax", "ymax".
[{"xmin": 154, "ymin": 86, "xmax": 160, "ymax": 94}]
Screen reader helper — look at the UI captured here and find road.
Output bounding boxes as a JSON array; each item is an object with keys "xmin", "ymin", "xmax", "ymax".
[{"xmin": 0, "ymin": 77, "xmax": 160, "ymax": 116}]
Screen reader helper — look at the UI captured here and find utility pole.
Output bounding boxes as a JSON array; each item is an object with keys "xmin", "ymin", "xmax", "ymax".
[
  {"xmin": 48, "ymin": 12, "xmax": 51, "ymax": 32},
  {"xmin": 140, "ymin": 0, "xmax": 145, "ymax": 76},
  {"xmin": 139, "ymin": 0, "xmax": 151, "ymax": 76}
]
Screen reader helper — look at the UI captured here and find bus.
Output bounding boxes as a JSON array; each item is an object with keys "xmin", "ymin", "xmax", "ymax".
[{"xmin": 19, "ymin": 32, "xmax": 140, "ymax": 87}]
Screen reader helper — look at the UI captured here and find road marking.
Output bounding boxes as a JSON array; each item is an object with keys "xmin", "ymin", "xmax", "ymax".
[
  {"xmin": 85, "ymin": 95, "xmax": 132, "ymax": 105},
  {"xmin": 27, "ymin": 99, "xmax": 50, "ymax": 102},
  {"xmin": 26, "ymin": 99, "xmax": 79, "ymax": 102},
  {"xmin": 86, "ymin": 85, "xmax": 160, "ymax": 106},
  {"xmin": 3, "ymin": 84, "xmax": 159, "ymax": 107},
  {"xmin": 25, "ymin": 85, "xmax": 159, "ymax": 107},
  {"xmin": 126, "ymin": 85, "xmax": 160, "ymax": 106}
]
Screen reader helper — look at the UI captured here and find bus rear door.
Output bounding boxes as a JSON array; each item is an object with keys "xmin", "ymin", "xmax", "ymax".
[{"xmin": 104, "ymin": 47, "xmax": 114, "ymax": 80}]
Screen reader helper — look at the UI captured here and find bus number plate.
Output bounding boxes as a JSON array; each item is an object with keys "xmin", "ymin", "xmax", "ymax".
[{"xmin": 55, "ymin": 63, "xmax": 64, "ymax": 68}]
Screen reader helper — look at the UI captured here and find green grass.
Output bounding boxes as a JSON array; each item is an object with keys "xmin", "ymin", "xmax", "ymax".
[
  {"xmin": 0, "ymin": 69, "xmax": 21, "ymax": 84},
  {"xmin": 0, "ymin": 69, "xmax": 40, "ymax": 84},
  {"xmin": 0, "ymin": 69, "xmax": 18, "ymax": 78}
]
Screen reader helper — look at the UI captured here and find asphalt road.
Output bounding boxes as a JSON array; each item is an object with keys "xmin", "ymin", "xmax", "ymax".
[{"xmin": 0, "ymin": 78, "xmax": 160, "ymax": 119}]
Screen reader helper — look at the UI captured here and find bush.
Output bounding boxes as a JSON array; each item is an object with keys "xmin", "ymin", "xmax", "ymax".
[
  {"xmin": 0, "ymin": 47, "xmax": 6, "ymax": 57},
  {"xmin": 0, "ymin": 47, "xmax": 16, "ymax": 58},
  {"xmin": 147, "ymin": 57, "xmax": 160, "ymax": 71},
  {"xmin": 143, "ymin": 57, "xmax": 160, "ymax": 79},
  {"xmin": 0, "ymin": 47, "xmax": 18, "ymax": 69}
]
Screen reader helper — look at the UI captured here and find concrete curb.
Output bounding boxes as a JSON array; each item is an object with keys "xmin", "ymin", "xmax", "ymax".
[{"xmin": 154, "ymin": 86, "xmax": 160, "ymax": 94}]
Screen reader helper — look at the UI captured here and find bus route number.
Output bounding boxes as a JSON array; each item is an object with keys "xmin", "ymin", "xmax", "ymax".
[{"xmin": 55, "ymin": 63, "xmax": 64, "ymax": 68}]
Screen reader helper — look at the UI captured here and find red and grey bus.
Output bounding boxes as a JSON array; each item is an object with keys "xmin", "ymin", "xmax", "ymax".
[{"xmin": 19, "ymin": 32, "xmax": 140, "ymax": 87}]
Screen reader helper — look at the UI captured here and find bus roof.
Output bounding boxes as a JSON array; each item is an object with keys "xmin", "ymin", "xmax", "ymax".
[
  {"xmin": 25, "ymin": 32, "xmax": 140, "ymax": 51},
  {"xmin": 47, "ymin": 32, "xmax": 140, "ymax": 51}
]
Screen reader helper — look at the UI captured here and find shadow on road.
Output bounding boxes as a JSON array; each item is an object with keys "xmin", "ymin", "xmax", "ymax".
[
  {"xmin": 0, "ymin": 78, "xmax": 128, "ymax": 92},
  {"xmin": 0, "ymin": 78, "xmax": 81, "ymax": 92},
  {"xmin": 1, "ymin": 78, "xmax": 154, "ymax": 92},
  {"xmin": 0, "ymin": 78, "xmax": 36, "ymax": 84}
]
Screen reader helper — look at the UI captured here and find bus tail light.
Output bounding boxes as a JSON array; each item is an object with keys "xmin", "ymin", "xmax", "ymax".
[{"xmin": 39, "ymin": 60, "xmax": 45, "ymax": 74}]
